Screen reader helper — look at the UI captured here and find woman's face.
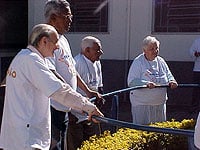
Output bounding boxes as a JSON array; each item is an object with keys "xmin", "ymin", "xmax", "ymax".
[{"xmin": 143, "ymin": 42, "xmax": 159, "ymax": 61}]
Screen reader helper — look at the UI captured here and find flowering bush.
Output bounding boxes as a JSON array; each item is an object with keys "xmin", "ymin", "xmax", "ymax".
[{"xmin": 79, "ymin": 119, "xmax": 195, "ymax": 150}]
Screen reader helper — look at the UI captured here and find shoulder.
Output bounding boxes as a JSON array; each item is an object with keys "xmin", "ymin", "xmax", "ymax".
[
  {"xmin": 195, "ymin": 37, "xmax": 200, "ymax": 42},
  {"xmin": 74, "ymin": 54, "xmax": 86, "ymax": 69},
  {"xmin": 96, "ymin": 60, "xmax": 101, "ymax": 65},
  {"xmin": 74, "ymin": 54, "xmax": 83, "ymax": 62},
  {"xmin": 157, "ymin": 56, "xmax": 166, "ymax": 62},
  {"xmin": 11, "ymin": 49, "xmax": 45, "ymax": 71},
  {"xmin": 95, "ymin": 61, "xmax": 102, "ymax": 69},
  {"xmin": 59, "ymin": 35, "xmax": 70, "ymax": 47},
  {"xmin": 59, "ymin": 35, "xmax": 69, "ymax": 43},
  {"xmin": 129, "ymin": 54, "xmax": 143, "ymax": 70},
  {"xmin": 192, "ymin": 37, "xmax": 200, "ymax": 45},
  {"xmin": 57, "ymin": 35, "xmax": 71, "ymax": 53},
  {"xmin": 132, "ymin": 53, "xmax": 144, "ymax": 63},
  {"xmin": 17, "ymin": 49, "xmax": 41, "ymax": 62}
]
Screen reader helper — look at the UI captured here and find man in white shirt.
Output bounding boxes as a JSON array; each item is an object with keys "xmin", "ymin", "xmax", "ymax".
[
  {"xmin": 67, "ymin": 36, "xmax": 104, "ymax": 150},
  {"xmin": 0, "ymin": 24, "xmax": 103, "ymax": 150},
  {"xmin": 44, "ymin": 1, "xmax": 104, "ymax": 149}
]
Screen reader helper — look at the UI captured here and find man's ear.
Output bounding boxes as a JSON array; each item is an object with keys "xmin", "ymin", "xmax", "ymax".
[
  {"xmin": 41, "ymin": 36, "xmax": 48, "ymax": 45},
  {"xmin": 50, "ymin": 14, "xmax": 57, "ymax": 21},
  {"xmin": 85, "ymin": 47, "xmax": 90, "ymax": 53}
]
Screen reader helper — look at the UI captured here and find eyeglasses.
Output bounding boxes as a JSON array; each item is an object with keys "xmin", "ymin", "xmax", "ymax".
[
  {"xmin": 97, "ymin": 48, "xmax": 103, "ymax": 53},
  {"xmin": 90, "ymin": 48, "xmax": 103, "ymax": 54},
  {"xmin": 62, "ymin": 14, "xmax": 73, "ymax": 20},
  {"xmin": 55, "ymin": 13, "xmax": 73, "ymax": 20},
  {"xmin": 148, "ymin": 47, "xmax": 159, "ymax": 52},
  {"xmin": 47, "ymin": 37, "xmax": 58, "ymax": 45}
]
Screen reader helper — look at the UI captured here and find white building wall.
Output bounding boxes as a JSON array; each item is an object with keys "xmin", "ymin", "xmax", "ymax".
[{"xmin": 29, "ymin": 0, "xmax": 199, "ymax": 62}]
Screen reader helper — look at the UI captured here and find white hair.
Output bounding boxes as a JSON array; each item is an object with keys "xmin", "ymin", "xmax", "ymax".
[
  {"xmin": 142, "ymin": 35, "xmax": 160, "ymax": 50},
  {"xmin": 28, "ymin": 24, "xmax": 57, "ymax": 47},
  {"xmin": 81, "ymin": 36, "xmax": 101, "ymax": 52}
]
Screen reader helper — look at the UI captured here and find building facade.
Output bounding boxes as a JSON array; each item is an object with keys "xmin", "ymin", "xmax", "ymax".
[{"xmin": 1, "ymin": 0, "xmax": 200, "ymax": 108}]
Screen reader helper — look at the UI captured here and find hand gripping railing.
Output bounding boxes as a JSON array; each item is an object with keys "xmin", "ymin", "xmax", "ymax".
[
  {"xmin": 90, "ymin": 83, "xmax": 200, "ymax": 102},
  {"xmin": 90, "ymin": 83, "xmax": 200, "ymax": 137}
]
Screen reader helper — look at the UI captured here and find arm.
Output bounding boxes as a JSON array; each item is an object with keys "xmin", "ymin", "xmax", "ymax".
[
  {"xmin": 127, "ymin": 59, "xmax": 142, "ymax": 87},
  {"xmin": 127, "ymin": 58, "xmax": 150, "ymax": 87},
  {"xmin": 75, "ymin": 55, "xmax": 100, "ymax": 98},
  {"xmin": 77, "ymin": 73, "xmax": 95, "ymax": 98},
  {"xmin": 27, "ymin": 55, "xmax": 103, "ymax": 122},
  {"xmin": 161, "ymin": 58, "xmax": 178, "ymax": 89},
  {"xmin": 50, "ymin": 83, "xmax": 103, "ymax": 122},
  {"xmin": 77, "ymin": 73, "xmax": 102, "ymax": 102}
]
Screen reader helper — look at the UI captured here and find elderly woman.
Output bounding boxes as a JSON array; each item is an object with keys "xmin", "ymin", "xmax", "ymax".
[{"xmin": 127, "ymin": 35, "xmax": 178, "ymax": 125}]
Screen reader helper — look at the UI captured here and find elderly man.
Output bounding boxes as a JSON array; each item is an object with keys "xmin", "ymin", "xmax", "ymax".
[
  {"xmin": 44, "ymin": 1, "xmax": 103, "ymax": 149},
  {"xmin": 0, "ymin": 24, "xmax": 103, "ymax": 150},
  {"xmin": 67, "ymin": 36, "xmax": 104, "ymax": 150}
]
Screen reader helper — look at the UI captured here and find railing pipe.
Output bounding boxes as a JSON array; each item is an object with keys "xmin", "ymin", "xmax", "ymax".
[
  {"xmin": 92, "ymin": 115, "xmax": 194, "ymax": 137},
  {"xmin": 90, "ymin": 83, "xmax": 200, "ymax": 137},
  {"xmin": 90, "ymin": 83, "xmax": 200, "ymax": 103}
]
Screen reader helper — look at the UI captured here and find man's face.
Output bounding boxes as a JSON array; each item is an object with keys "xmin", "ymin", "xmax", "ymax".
[
  {"xmin": 87, "ymin": 42, "xmax": 103, "ymax": 62},
  {"xmin": 43, "ymin": 32, "xmax": 59, "ymax": 57},
  {"xmin": 54, "ymin": 6, "xmax": 72, "ymax": 34}
]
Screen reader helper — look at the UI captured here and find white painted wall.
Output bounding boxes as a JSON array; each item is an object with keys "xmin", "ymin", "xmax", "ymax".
[{"xmin": 29, "ymin": 0, "xmax": 199, "ymax": 62}]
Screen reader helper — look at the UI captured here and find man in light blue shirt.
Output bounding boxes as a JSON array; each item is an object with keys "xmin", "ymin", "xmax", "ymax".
[{"xmin": 67, "ymin": 36, "xmax": 104, "ymax": 150}]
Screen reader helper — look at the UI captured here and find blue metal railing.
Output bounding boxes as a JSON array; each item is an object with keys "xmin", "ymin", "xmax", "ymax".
[
  {"xmin": 92, "ymin": 115, "xmax": 194, "ymax": 136},
  {"xmin": 91, "ymin": 83, "xmax": 200, "ymax": 137},
  {"xmin": 90, "ymin": 84, "xmax": 200, "ymax": 102}
]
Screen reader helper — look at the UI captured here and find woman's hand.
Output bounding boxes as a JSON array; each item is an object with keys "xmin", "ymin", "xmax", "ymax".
[
  {"xmin": 169, "ymin": 81, "xmax": 178, "ymax": 89},
  {"xmin": 147, "ymin": 82, "xmax": 156, "ymax": 89}
]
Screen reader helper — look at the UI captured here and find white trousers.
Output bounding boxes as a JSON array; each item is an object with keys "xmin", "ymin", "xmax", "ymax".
[{"xmin": 131, "ymin": 103, "xmax": 166, "ymax": 125}]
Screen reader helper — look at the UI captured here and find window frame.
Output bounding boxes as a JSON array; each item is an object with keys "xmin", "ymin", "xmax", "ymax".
[
  {"xmin": 68, "ymin": 0, "xmax": 109, "ymax": 34},
  {"xmin": 152, "ymin": 0, "xmax": 200, "ymax": 34}
]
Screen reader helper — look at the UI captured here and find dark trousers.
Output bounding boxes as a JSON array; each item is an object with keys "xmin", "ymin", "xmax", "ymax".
[
  {"xmin": 66, "ymin": 112, "xmax": 100, "ymax": 150},
  {"xmin": 50, "ymin": 106, "xmax": 66, "ymax": 150}
]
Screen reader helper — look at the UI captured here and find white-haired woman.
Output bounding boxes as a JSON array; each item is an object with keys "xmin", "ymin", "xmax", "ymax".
[{"xmin": 127, "ymin": 35, "xmax": 178, "ymax": 125}]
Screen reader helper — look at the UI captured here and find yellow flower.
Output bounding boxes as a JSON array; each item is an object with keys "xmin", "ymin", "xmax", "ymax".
[{"xmin": 79, "ymin": 119, "xmax": 195, "ymax": 150}]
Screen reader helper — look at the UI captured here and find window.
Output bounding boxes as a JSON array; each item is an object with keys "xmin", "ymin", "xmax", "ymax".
[
  {"xmin": 68, "ymin": 0, "xmax": 108, "ymax": 33},
  {"xmin": 153, "ymin": 0, "xmax": 200, "ymax": 32},
  {"xmin": 0, "ymin": 0, "xmax": 28, "ymax": 51}
]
